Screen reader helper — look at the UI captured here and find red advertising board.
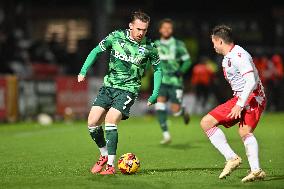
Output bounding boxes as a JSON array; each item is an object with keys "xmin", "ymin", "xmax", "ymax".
[
  {"xmin": 56, "ymin": 76, "xmax": 88, "ymax": 117},
  {"xmin": 0, "ymin": 78, "xmax": 6, "ymax": 120}
]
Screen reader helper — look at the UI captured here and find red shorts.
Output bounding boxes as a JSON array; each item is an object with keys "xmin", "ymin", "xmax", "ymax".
[{"xmin": 209, "ymin": 94, "xmax": 266, "ymax": 128}]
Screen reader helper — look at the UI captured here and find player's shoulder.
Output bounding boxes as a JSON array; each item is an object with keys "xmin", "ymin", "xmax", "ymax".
[
  {"xmin": 175, "ymin": 38, "xmax": 186, "ymax": 46},
  {"xmin": 108, "ymin": 29, "xmax": 126, "ymax": 38},
  {"xmin": 230, "ymin": 45, "xmax": 251, "ymax": 60},
  {"xmin": 145, "ymin": 38, "xmax": 158, "ymax": 49},
  {"xmin": 154, "ymin": 39, "xmax": 161, "ymax": 46}
]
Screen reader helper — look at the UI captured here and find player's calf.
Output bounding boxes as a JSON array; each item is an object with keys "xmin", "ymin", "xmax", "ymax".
[
  {"xmin": 87, "ymin": 106, "xmax": 108, "ymax": 172},
  {"xmin": 155, "ymin": 102, "xmax": 171, "ymax": 144},
  {"xmin": 201, "ymin": 114, "xmax": 240, "ymax": 178},
  {"xmin": 240, "ymin": 125, "xmax": 264, "ymax": 182},
  {"xmin": 171, "ymin": 104, "xmax": 190, "ymax": 125},
  {"xmin": 102, "ymin": 108, "xmax": 122, "ymax": 173}
]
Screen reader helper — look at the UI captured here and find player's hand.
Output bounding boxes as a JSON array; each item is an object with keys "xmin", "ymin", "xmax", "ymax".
[
  {"xmin": 78, "ymin": 74, "xmax": 85, "ymax": 82},
  {"xmin": 147, "ymin": 95, "xmax": 157, "ymax": 106},
  {"xmin": 227, "ymin": 105, "xmax": 243, "ymax": 119}
]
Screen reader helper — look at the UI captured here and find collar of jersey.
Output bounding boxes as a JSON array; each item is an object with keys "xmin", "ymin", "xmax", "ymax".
[
  {"xmin": 224, "ymin": 45, "xmax": 240, "ymax": 59},
  {"xmin": 126, "ymin": 29, "xmax": 146, "ymax": 45},
  {"xmin": 160, "ymin": 37, "xmax": 174, "ymax": 44}
]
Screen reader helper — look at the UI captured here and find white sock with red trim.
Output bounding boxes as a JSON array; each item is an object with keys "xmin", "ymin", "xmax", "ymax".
[
  {"xmin": 206, "ymin": 126, "xmax": 237, "ymax": 161},
  {"xmin": 242, "ymin": 133, "xmax": 260, "ymax": 171}
]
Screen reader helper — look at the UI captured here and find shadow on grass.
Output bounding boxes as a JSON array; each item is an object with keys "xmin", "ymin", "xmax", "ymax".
[
  {"xmin": 140, "ymin": 167, "xmax": 247, "ymax": 174},
  {"xmin": 160, "ymin": 143, "xmax": 200, "ymax": 150},
  {"xmin": 263, "ymin": 175, "xmax": 284, "ymax": 182}
]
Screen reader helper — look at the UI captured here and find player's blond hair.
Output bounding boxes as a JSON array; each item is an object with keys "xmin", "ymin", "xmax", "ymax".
[{"xmin": 130, "ymin": 11, "xmax": 150, "ymax": 23}]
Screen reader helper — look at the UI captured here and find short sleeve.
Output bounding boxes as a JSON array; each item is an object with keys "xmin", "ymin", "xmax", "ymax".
[{"xmin": 98, "ymin": 31, "xmax": 116, "ymax": 51}]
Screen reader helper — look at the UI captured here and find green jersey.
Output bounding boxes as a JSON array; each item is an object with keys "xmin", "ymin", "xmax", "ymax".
[
  {"xmin": 155, "ymin": 37, "xmax": 191, "ymax": 87},
  {"xmin": 80, "ymin": 29, "xmax": 161, "ymax": 96}
]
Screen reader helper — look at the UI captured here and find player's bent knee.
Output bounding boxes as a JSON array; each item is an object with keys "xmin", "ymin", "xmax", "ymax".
[
  {"xmin": 171, "ymin": 104, "xmax": 181, "ymax": 114},
  {"xmin": 238, "ymin": 126, "xmax": 252, "ymax": 138},
  {"xmin": 172, "ymin": 107, "xmax": 182, "ymax": 117},
  {"xmin": 104, "ymin": 108, "xmax": 122, "ymax": 125},
  {"xmin": 200, "ymin": 117, "xmax": 207, "ymax": 128},
  {"xmin": 87, "ymin": 117, "xmax": 99, "ymax": 127},
  {"xmin": 87, "ymin": 106, "xmax": 106, "ymax": 126},
  {"xmin": 157, "ymin": 96, "xmax": 167, "ymax": 103},
  {"xmin": 200, "ymin": 114, "xmax": 216, "ymax": 131}
]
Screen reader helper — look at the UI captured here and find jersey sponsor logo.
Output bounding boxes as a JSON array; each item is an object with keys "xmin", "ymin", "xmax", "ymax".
[{"xmin": 113, "ymin": 50, "xmax": 144, "ymax": 64}]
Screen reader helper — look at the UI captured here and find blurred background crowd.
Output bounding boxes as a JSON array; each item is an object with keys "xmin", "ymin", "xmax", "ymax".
[{"xmin": 0, "ymin": 0, "xmax": 283, "ymax": 121}]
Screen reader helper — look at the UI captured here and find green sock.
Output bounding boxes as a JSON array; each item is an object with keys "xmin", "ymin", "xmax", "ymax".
[
  {"xmin": 157, "ymin": 110, "xmax": 168, "ymax": 132},
  {"xmin": 88, "ymin": 125, "xmax": 106, "ymax": 148},
  {"xmin": 105, "ymin": 124, "xmax": 118, "ymax": 155}
]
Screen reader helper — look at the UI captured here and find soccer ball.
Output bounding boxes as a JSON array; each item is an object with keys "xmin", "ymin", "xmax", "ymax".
[
  {"xmin": 37, "ymin": 113, "xmax": 53, "ymax": 126},
  {"xmin": 118, "ymin": 153, "xmax": 140, "ymax": 174}
]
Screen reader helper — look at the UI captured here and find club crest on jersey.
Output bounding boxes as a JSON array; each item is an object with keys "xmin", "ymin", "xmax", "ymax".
[
  {"xmin": 138, "ymin": 46, "xmax": 146, "ymax": 55},
  {"xmin": 228, "ymin": 59, "xmax": 232, "ymax": 67}
]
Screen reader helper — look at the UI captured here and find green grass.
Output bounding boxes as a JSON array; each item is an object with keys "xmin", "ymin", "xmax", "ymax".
[{"xmin": 0, "ymin": 113, "xmax": 284, "ymax": 189}]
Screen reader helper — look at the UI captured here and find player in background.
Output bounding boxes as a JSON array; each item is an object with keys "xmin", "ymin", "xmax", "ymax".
[
  {"xmin": 154, "ymin": 19, "xmax": 192, "ymax": 144},
  {"xmin": 200, "ymin": 25, "xmax": 266, "ymax": 182},
  {"xmin": 78, "ymin": 11, "xmax": 162, "ymax": 175}
]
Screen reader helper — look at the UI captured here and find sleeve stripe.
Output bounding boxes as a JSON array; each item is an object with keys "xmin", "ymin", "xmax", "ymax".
[
  {"xmin": 99, "ymin": 41, "xmax": 106, "ymax": 51},
  {"xmin": 242, "ymin": 70, "xmax": 254, "ymax": 76},
  {"xmin": 181, "ymin": 54, "xmax": 190, "ymax": 60},
  {"xmin": 152, "ymin": 59, "xmax": 160, "ymax": 65}
]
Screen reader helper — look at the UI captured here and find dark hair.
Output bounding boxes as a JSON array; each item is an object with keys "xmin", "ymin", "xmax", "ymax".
[
  {"xmin": 211, "ymin": 25, "xmax": 234, "ymax": 43},
  {"xmin": 158, "ymin": 18, "xmax": 174, "ymax": 29},
  {"xmin": 130, "ymin": 11, "xmax": 150, "ymax": 23}
]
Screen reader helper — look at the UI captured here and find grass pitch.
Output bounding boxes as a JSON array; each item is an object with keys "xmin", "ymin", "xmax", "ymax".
[{"xmin": 0, "ymin": 113, "xmax": 284, "ymax": 189}]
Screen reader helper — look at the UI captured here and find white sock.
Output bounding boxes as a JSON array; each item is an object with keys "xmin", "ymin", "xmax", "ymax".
[
  {"xmin": 206, "ymin": 127, "xmax": 237, "ymax": 161},
  {"xmin": 173, "ymin": 109, "xmax": 183, "ymax": 117},
  {"xmin": 163, "ymin": 131, "xmax": 171, "ymax": 140},
  {"xmin": 99, "ymin": 146, "xmax": 108, "ymax": 156},
  {"xmin": 242, "ymin": 133, "xmax": 260, "ymax": 171},
  {"xmin": 107, "ymin": 155, "xmax": 116, "ymax": 166}
]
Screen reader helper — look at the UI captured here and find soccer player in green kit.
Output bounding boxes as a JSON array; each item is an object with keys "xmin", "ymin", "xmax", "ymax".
[
  {"xmin": 154, "ymin": 19, "xmax": 192, "ymax": 144},
  {"xmin": 77, "ymin": 11, "xmax": 162, "ymax": 175}
]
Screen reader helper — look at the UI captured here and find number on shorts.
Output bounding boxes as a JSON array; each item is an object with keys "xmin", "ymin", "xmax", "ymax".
[
  {"xmin": 123, "ymin": 95, "xmax": 132, "ymax": 110},
  {"xmin": 176, "ymin": 89, "xmax": 183, "ymax": 102}
]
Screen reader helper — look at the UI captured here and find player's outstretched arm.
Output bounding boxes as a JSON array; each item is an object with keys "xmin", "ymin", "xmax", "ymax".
[
  {"xmin": 147, "ymin": 63, "xmax": 162, "ymax": 106},
  {"xmin": 78, "ymin": 31, "xmax": 114, "ymax": 82},
  {"xmin": 78, "ymin": 45, "xmax": 103, "ymax": 82}
]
